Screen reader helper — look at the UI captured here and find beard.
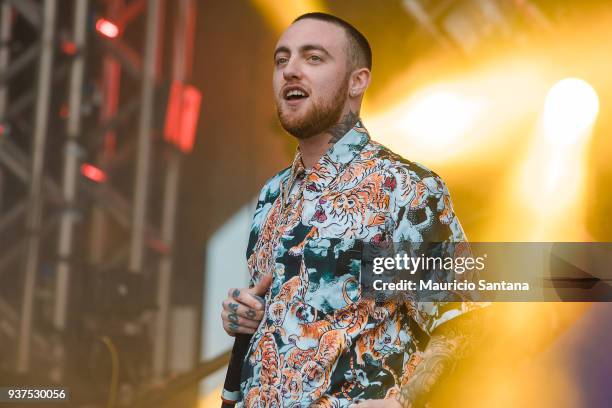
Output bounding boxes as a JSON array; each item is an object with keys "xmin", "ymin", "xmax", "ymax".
[{"xmin": 276, "ymin": 75, "xmax": 349, "ymax": 140}]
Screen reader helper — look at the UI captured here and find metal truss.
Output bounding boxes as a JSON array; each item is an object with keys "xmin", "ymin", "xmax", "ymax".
[
  {"xmin": 0, "ymin": 0, "xmax": 196, "ymax": 392},
  {"xmin": 402, "ymin": 0, "xmax": 552, "ymax": 54}
]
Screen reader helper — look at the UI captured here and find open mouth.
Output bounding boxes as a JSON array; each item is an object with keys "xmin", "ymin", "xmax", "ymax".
[{"xmin": 283, "ymin": 86, "xmax": 310, "ymax": 102}]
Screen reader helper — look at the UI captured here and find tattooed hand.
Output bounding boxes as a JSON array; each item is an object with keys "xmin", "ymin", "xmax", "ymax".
[
  {"xmin": 394, "ymin": 309, "xmax": 485, "ymax": 407},
  {"xmin": 221, "ymin": 273, "xmax": 273, "ymax": 336}
]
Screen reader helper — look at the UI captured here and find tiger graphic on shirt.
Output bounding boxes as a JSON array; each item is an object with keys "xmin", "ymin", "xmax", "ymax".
[{"xmin": 238, "ymin": 121, "xmax": 484, "ymax": 407}]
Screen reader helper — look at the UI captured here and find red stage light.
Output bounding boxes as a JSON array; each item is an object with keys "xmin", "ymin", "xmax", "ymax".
[
  {"xmin": 178, "ymin": 85, "xmax": 202, "ymax": 153},
  {"xmin": 0, "ymin": 122, "xmax": 10, "ymax": 138},
  {"xmin": 61, "ymin": 40, "xmax": 77, "ymax": 55},
  {"xmin": 81, "ymin": 163, "xmax": 107, "ymax": 183},
  {"xmin": 95, "ymin": 18, "xmax": 120, "ymax": 39},
  {"xmin": 164, "ymin": 81, "xmax": 183, "ymax": 146},
  {"xmin": 59, "ymin": 104, "xmax": 69, "ymax": 119},
  {"xmin": 164, "ymin": 81, "xmax": 202, "ymax": 153}
]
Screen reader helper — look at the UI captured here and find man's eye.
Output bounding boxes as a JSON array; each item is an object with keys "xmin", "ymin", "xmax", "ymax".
[
  {"xmin": 275, "ymin": 57, "xmax": 288, "ymax": 65},
  {"xmin": 308, "ymin": 55, "xmax": 322, "ymax": 62}
]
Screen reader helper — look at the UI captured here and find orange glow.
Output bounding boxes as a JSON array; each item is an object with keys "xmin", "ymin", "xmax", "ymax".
[{"xmin": 250, "ymin": 0, "xmax": 327, "ymax": 33}]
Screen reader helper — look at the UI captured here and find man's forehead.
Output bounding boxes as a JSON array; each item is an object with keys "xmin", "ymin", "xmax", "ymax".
[{"xmin": 275, "ymin": 19, "xmax": 347, "ymax": 53}]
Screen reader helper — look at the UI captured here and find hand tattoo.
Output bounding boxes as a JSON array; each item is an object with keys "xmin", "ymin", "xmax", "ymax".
[
  {"xmin": 229, "ymin": 302, "xmax": 239, "ymax": 312},
  {"xmin": 253, "ymin": 294, "xmax": 266, "ymax": 309},
  {"xmin": 397, "ymin": 310, "xmax": 484, "ymax": 408},
  {"xmin": 232, "ymin": 289, "xmax": 240, "ymax": 299},
  {"xmin": 327, "ymin": 111, "xmax": 359, "ymax": 145},
  {"xmin": 229, "ymin": 322, "xmax": 239, "ymax": 332},
  {"xmin": 246, "ymin": 309, "xmax": 257, "ymax": 319},
  {"xmin": 228, "ymin": 313, "xmax": 239, "ymax": 324}
]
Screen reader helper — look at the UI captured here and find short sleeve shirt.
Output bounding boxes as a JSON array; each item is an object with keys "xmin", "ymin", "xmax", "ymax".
[{"xmin": 238, "ymin": 121, "xmax": 483, "ymax": 407}]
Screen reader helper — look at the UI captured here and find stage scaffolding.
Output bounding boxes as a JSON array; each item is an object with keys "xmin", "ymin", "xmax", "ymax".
[
  {"xmin": 402, "ymin": 0, "xmax": 552, "ymax": 54},
  {"xmin": 0, "ymin": 0, "xmax": 198, "ymax": 403}
]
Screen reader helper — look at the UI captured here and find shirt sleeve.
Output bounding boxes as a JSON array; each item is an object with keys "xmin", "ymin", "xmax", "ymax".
[
  {"xmin": 245, "ymin": 193, "xmax": 266, "ymax": 289},
  {"xmin": 245, "ymin": 168, "xmax": 289, "ymax": 288},
  {"xmin": 389, "ymin": 165, "xmax": 486, "ymax": 336}
]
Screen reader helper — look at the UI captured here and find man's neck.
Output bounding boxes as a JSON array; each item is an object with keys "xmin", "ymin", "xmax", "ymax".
[{"xmin": 298, "ymin": 110, "xmax": 359, "ymax": 170}]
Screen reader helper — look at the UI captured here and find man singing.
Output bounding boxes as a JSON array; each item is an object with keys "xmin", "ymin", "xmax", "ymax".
[{"xmin": 221, "ymin": 12, "xmax": 483, "ymax": 408}]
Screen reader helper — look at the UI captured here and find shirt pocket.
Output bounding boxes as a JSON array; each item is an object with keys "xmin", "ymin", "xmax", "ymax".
[{"xmin": 301, "ymin": 237, "xmax": 363, "ymax": 316}]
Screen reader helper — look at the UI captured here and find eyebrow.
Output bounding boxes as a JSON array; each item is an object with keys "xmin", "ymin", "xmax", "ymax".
[{"xmin": 273, "ymin": 44, "xmax": 333, "ymax": 60}]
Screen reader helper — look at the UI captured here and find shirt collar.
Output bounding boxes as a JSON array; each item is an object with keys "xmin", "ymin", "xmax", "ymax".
[{"xmin": 288, "ymin": 119, "xmax": 370, "ymax": 194}]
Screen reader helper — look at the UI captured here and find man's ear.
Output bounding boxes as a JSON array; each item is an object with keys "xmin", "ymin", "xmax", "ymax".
[{"xmin": 349, "ymin": 68, "xmax": 371, "ymax": 98}]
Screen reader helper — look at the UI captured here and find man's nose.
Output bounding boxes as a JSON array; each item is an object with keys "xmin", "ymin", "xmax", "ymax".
[{"xmin": 282, "ymin": 58, "xmax": 302, "ymax": 81}]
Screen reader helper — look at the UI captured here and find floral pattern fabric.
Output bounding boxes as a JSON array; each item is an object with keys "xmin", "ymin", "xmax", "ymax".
[{"xmin": 238, "ymin": 121, "xmax": 481, "ymax": 407}]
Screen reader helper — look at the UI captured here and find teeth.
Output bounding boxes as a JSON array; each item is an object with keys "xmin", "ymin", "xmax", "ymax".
[{"xmin": 286, "ymin": 89, "xmax": 306, "ymax": 97}]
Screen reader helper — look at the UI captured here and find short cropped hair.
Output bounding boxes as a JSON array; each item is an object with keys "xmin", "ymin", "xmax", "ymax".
[{"xmin": 293, "ymin": 12, "xmax": 372, "ymax": 71}]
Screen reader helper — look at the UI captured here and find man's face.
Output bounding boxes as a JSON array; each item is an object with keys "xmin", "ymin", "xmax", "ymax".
[{"xmin": 273, "ymin": 19, "xmax": 351, "ymax": 139}]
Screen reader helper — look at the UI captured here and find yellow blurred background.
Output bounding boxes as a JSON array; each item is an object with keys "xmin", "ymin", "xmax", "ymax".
[{"xmin": 199, "ymin": 1, "xmax": 612, "ymax": 407}]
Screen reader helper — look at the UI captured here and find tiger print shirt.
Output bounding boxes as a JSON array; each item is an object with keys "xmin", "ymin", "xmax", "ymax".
[{"xmin": 238, "ymin": 120, "xmax": 482, "ymax": 407}]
